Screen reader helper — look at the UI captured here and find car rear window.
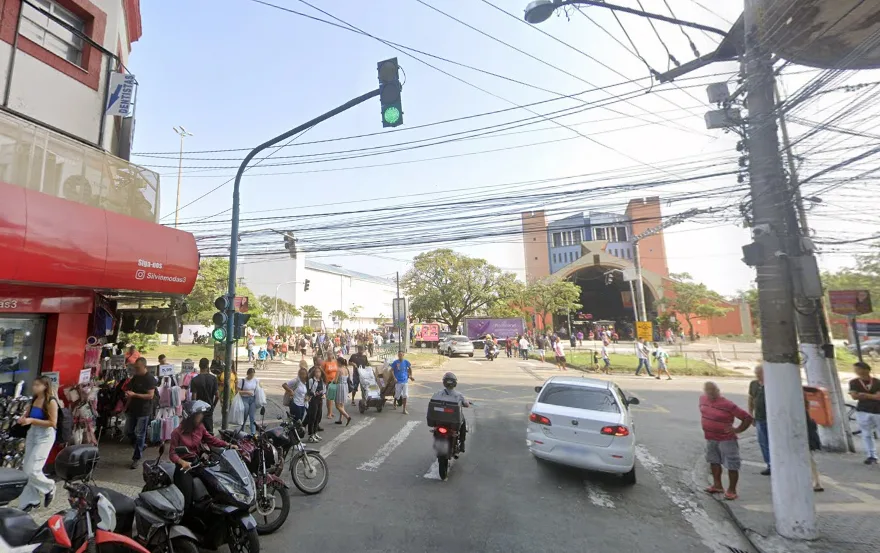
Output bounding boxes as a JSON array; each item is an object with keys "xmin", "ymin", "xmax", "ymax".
[
  {"xmin": 452, "ymin": 336, "xmax": 470, "ymax": 343},
  {"xmin": 538, "ymin": 384, "xmax": 620, "ymax": 413}
]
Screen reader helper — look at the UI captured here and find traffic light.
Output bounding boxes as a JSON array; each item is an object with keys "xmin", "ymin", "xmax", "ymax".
[
  {"xmin": 212, "ymin": 296, "xmax": 230, "ymax": 342},
  {"xmin": 604, "ymin": 272, "xmax": 614, "ymax": 285},
  {"xmin": 303, "ymin": 279, "xmax": 310, "ymax": 292},
  {"xmin": 283, "ymin": 232, "xmax": 296, "ymax": 258},
  {"xmin": 233, "ymin": 312, "xmax": 251, "ymax": 341},
  {"xmin": 377, "ymin": 57, "xmax": 403, "ymax": 128}
]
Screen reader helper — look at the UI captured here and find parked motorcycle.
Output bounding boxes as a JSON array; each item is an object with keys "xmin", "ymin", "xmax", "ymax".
[
  {"xmin": 276, "ymin": 412, "xmax": 329, "ymax": 495},
  {"xmin": 220, "ymin": 408, "xmax": 291, "ymax": 534},
  {"xmin": 143, "ymin": 445, "xmax": 260, "ymax": 553},
  {"xmin": 0, "ymin": 445, "xmax": 150, "ymax": 553}
]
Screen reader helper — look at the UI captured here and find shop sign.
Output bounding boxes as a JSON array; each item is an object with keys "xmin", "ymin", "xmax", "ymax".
[
  {"xmin": 234, "ymin": 296, "xmax": 249, "ymax": 313},
  {"xmin": 106, "ymin": 72, "xmax": 136, "ymax": 117},
  {"xmin": 159, "ymin": 364, "xmax": 175, "ymax": 377},
  {"xmin": 78, "ymin": 369, "xmax": 92, "ymax": 384},
  {"xmin": 43, "ymin": 372, "xmax": 60, "ymax": 385},
  {"xmin": 0, "ymin": 298, "xmax": 34, "ymax": 311},
  {"xmin": 829, "ymin": 290, "xmax": 872, "ymax": 316},
  {"xmin": 636, "ymin": 321, "xmax": 654, "ymax": 341}
]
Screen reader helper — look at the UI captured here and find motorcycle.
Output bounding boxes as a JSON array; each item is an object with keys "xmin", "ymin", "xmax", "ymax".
[
  {"xmin": 220, "ymin": 408, "xmax": 291, "ymax": 534},
  {"xmin": 426, "ymin": 400, "xmax": 470, "ymax": 481},
  {"xmin": 485, "ymin": 344, "xmax": 498, "ymax": 361},
  {"xmin": 0, "ymin": 445, "xmax": 150, "ymax": 553},
  {"xmin": 144, "ymin": 445, "xmax": 260, "ymax": 553},
  {"xmin": 276, "ymin": 412, "xmax": 329, "ymax": 495}
]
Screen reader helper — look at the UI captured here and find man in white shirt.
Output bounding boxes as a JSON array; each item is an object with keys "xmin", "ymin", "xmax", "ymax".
[
  {"xmin": 635, "ymin": 339, "xmax": 654, "ymax": 377},
  {"xmin": 600, "ymin": 343, "xmax": 611, "ymax": 374},
  {"xmin": 518, "ymin": 336, "xmax": 529, "ymax": 360}
]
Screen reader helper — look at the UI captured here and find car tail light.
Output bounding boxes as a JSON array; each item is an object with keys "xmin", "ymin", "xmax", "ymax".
[
  {"xmin": 437, "ymin": 427, "xmax": 448, "ymax": 435},
  {"xmin": 529, "ymin": 413, "xmax": 551, "ymax": 426},
  {"xmin": 600, "ymin": 425, "xmax": 630, "ymax": 437}
]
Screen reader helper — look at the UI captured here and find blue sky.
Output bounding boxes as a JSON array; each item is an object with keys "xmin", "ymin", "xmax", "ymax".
[{"xmin": 127, "ymin": 1, "xmax": 872, "ymax": 295}]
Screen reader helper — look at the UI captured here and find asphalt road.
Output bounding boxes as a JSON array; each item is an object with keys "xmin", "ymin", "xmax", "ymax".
[{"xmin": 255, "ymin": 354, "xmax": 757, "ymax": 553}]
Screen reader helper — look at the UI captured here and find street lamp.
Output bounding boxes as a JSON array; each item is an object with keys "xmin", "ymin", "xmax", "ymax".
[
  {"xmin": 172, "ymin": 126, "xmax": 193, "ymax": 228},
  {"xmin": 274, "ymin": 280, "xmax": 302, "ymax": 326},
  {"xmin": 523, "ymin": 0, "xmax": 728, "ymax": 37}
]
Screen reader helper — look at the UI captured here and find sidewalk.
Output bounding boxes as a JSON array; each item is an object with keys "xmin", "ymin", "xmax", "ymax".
[{"xmin": 700, "ymin": 435, "xmax": 879, "ymax": 553}]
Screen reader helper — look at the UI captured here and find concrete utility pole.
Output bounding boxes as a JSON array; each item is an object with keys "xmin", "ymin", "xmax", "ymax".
[
  {"xmin": 743, "ymin": 0, "xmax": 816, "ymax": 538},
  {"xmin": 632, "ymin": 241, "xmax": 648, "ymax": 322},
  {"xmin": 776, "ymin": 85, "xmax": 853, "ymax": 453}
]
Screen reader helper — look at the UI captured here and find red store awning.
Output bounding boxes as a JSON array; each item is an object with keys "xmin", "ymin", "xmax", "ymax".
[{"xmin": 0, "ymin": 181, "xmax": 198, "ymax": 295}]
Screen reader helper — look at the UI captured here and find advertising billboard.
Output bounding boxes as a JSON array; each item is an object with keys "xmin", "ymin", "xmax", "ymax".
[
  {"xmin": 464, "ymin": 318, "xmax": 525, "ymax": 340},
  {"xmin": 412, "ymin": 323, "xmax": 440, "ymax": 346}
]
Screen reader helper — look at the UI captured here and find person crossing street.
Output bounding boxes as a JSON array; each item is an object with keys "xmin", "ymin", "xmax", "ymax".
[{"xmin": 391, "ymin": 351, "xmax": 414, "ymax": 415}]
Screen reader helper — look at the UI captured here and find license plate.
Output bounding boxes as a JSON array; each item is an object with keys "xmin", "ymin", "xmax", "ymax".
[
  {"xmin": 557, "ymin": 444, "xmax": 584, "ymax": 456},
  {"xmin": 433, "ymin": 437, "xmax": 450, "ymax": 456}
]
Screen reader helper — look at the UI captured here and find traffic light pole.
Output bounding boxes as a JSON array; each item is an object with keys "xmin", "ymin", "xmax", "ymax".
[{"xmin": 221, "ymin": 88, "xmax": 381, "ymax": 430}]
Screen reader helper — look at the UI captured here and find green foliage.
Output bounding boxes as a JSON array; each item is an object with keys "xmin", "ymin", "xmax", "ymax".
[
  {"xmin": 401, "ymin": 249, "xmax": 517, "ymax": 331},
  {"xmin": 528, "ymin": 280, "xmax": 582, "ymax": 324},
  {"xmin": 119, "ymin": 332, "xmax": 153, "ymax": 354},
  {"xmin": 330, "ymin": 309, "xmax": 348, "ymax": 323},
  {"xmin": 656, "ymin": 312, "xmax": 681, "ymax": 333},
  {"xmin": 301, "ymin": 305, "xmax": 321, "ymax": 320},
  {"xmin": 736, "ymin": 286, "xmax": 760, "ymax": 335},
  {"xmin": 277, "ymin": 325, "xmax": 293, "ymax": 337},
  {"xmin": 658, "ymin": 272, "xmax": 732, "ymax": 340},
  {"xmin": 183, "ymin": 259, "xmax": 266, "ymax": 331},
  {"xmin": 301, "ymin": 325, "xmax": 314, "ymax": 335}
]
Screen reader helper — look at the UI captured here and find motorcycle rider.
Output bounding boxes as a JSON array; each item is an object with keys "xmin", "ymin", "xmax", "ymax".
[
  {"xmin": 430, "ymin": 372, "xmax": 470, "ymax": 453},
  {"xmin": 169, "ymin": 400, "xmax": 236, "ymax": 508}
]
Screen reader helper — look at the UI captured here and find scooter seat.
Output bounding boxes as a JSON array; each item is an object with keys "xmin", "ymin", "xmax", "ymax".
[{"xmin": 0, "ymin": 506, "xmax": 39, "ymax": 547}]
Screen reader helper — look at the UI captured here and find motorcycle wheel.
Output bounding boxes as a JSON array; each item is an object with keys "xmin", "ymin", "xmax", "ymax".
[
  {"xmin": 438, "ymin": 456, "xmax": 449, "ymax": 480},
  {"xmin": 290, "ymin": 451, "xmax": 329, "ymax": 495},
  {"xmin": 228, "ymin": 522, "xmax": 260, "ymax": 553},
  {"xmin": 254, "ymin": 481, "xmax": 291, "ymax": 535},
  {"xmin": 169, "ymin": 538, "xmax": 200, "ymax": 553}
]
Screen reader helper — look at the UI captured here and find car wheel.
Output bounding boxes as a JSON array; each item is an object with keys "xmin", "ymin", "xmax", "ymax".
[
  {"xmin": 468, "ymin": 353, "xmax": 474, "ymax": 357},
  {"xmin": 622, "ymin": 465, "xmax": 636, "ymax": 485}
]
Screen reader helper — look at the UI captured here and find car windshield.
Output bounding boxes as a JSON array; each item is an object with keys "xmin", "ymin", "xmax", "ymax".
[
  {"xmin": 452, "ymin": 336, "xmax": 470, "ymax": 342},
  {"xmin": 539, "ymin": 384, "xmax": 620, "ymax": 413}
]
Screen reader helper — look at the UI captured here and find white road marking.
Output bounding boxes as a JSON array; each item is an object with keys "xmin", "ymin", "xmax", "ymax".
[
  {"xmin": 635, "ymin": 444, "xmax": 749, "ymax": 553},
  {"xmin": 583, "ymin": 482, "xmax": 615, "ymax": 509},
  {"xmin": 423, "ymin": 457, "xmax": 455, "ymax": 480},
  {"xmin": 468, "ymin": 361, "xmax": 482, "ymax": 365},
  {"xmin": 358, "ymin": 420, "xmax": 421, "ymax": 472},
  {"xmin": 319, "ymin": 418, "xmax": 374, "ymax": 458}
]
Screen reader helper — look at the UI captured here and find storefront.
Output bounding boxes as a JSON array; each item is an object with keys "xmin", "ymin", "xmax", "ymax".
[{"xmin": 0, "ymin": 180, "xmax": 200, "ymax": 390}]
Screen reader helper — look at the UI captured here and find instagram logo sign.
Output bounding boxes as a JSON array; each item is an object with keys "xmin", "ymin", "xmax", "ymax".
[{"xmin": 135, "ymin": 270, "xmax": 146, "ymax": 280}]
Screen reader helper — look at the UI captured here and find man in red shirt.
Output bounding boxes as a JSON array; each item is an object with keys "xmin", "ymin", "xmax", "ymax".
[{"xmin": 699, "ymin": 381, "xmax": 753, "ymax": 500}]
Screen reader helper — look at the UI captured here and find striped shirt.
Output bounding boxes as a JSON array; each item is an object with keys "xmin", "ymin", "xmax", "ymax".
[{"xmin": 699, "ymin": 395, "xmax": 752, "ymax": 442}]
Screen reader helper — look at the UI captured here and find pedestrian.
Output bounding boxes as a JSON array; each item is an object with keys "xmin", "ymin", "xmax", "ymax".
[
  {"xmin": 849, "ymin": 361, "xmax": 880, "ymax": 465},
  {"xmin": 305, "ymin": 365, "xmax": 325, "ymax": 442},
  {"xmin": 391, "ymin": 351, "xmax": 414, "ymax": 415},
  {"xmin": 189, "ymin": 358, "xmax": 219, "ymax": 433},
  {"xmin": 16, "ymin": 375, "xmax": 58, "ymax": 511},
  {"xmin": 280, "ymin": 340, "xmax": 289, "ymax": 361},
  {"xmin": 700, "ymin": 381, "xmax": 753, "ymax": 501},
  {"xmin": 747, "ymin": 364, "xmax": 770, "ymax": 475},
  {"xmin": 247, "ymin": 335, "xmax": 256, "ymax": 362},
  {"xmin": 536, "ymin": 334, "xmax": 547, "ymax": 363},
  {"xmin": 553, "ymin": 337, "xmax": 567, "ymax": 370},
  {"xmin": 518, "ymin": 335, "xmax": 530, "ymax": 360},
  {"xmin": 125, "ymin": 345, "xmax": 141, "ymax": 367},
  {"xmin": 334, "ymin": 358, "xmax": 352, "ymax": 426},
  {"xmin": 125, "ymin": 357, "xmax": 157, "ymax": 469},
  {"xmin": 282, "ymin": 363, "xmax": 309, "ymax": 422},
  {"xmin": 157, "ymin": 354, "xmax": 167, "ymax": 366},
  {"xmin": 505, "ymin": 336, "xmax": 513, "ymax": 358},
  {"xmin": 349, "ymin": 345, "xmax": 369, "ymax": 406},
  {"xmin": 804, "ymin": 394, "xmax": 824, "ymax": 492},
  {"xmin": 323, "ymin": 356, "xmax": 338, "ymax": 421},
  {"xmin": 577, "ymin": 331, "xmax": 584, "ymax": 346},
  {"xmin": 266, "ymin": 336, "xmax": 275, "ymax": 361},
  {"xmin": 635, "ymin": 339, "xmax": 653, "ymax": 377},
  {"xmin": 600, "ymin": 342, "xmax": 611, "ymax": 374},
  {"xmin": 298, "ymin": 336, "xmax": 307, "ymax": 358},
  {"xmin": 653, "ymin": 342, "xmax": 671, "ymax": 380},
  {"xmin": 238, "ymin": 368, "xmax": 259, "ymax": 434}
]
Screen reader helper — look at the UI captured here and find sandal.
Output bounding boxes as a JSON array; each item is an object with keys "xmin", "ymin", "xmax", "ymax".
[
  {"xmin": 704, "ymin": 486, "xmax": 723, "ymax": 494},
  {"xmin": 346, "ymin": 415, "xmax": 352, "ymax": 426},
  {"xmin": 724, "ymin": 492, "xmax": 738, "ymax": 501},
  {"xmin": 813, "ymin": 486, "xmax": 824, "ymax": 492}
]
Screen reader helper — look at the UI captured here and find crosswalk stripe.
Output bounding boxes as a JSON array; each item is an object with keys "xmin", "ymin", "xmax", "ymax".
[
  {"xmin": 358, "ymin": 420, "xmax": 421, "ymax": 472},
  {"xmin": 319, "ymin": 418, "xmax": 374, "ymax": 458}
]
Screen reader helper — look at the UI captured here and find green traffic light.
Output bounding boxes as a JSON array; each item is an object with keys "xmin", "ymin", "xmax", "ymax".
[
  {"xmin": 212, "ymin": 327, "xmax": 227, "ymax": 342},
  {"xmin": 383, "ymin": 106, "xmax": 401, "ymax": 125}
]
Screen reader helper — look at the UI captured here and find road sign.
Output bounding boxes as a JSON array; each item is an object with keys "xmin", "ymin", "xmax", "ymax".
[
  {"xmin": 622, "ymin": 268, "xmax": 637, "ymax": 282},
  {"xmin": 234, "ymin": 296, "xmax": 249, "ymax": 313},
  {"xmin": 829, "ymin": 290, "xmax": 872, "ymax": 316},
  {"xmin": 636, "ymin": 321, "xmax": 653, "ymax": 341},
  {"xmin": 105, "ymin": 72, "xmax": 136, "ymax": 117},
  {"xmin": 392, "ymin": 298, "xmax": 407, "ymax": 328}
]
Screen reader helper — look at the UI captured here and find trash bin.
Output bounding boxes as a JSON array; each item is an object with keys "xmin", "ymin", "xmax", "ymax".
[{"xmin": 803, "ymin": 386, "xmax": 833, "ymax": 426}]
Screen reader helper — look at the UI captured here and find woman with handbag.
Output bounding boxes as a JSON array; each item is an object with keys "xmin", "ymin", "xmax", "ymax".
[
  {"xmin": 283, "ymin": 363, "xmax": 309, "ymax": 422},
  {"xmin": 16, "ymin": 376, "xmax": 59, "ymax": 512}
]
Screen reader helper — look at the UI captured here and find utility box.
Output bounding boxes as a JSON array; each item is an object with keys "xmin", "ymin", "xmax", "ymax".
[
  {"xmin": 803, "ymin": 386, "xmax": 833, "ymax": 426},
  {"xmin": 706, "ymin": 82, "xmax": 731, "ymax": 103},
  {"xmin": 705, "ymin": 108, "xmax": 743, "ymax": 129}
]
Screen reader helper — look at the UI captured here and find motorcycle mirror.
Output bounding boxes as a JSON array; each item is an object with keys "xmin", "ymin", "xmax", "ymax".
[
  {"xmin": 260, "ymin": 406, "xmax": 266, "ymax": 416},
  {"xmin": 534, "ymin": 386, "xmax": 542, "ymax": 393},
  {"xmin": 174, "ymin": 446, "xmax": 190, "ymax": 455}
]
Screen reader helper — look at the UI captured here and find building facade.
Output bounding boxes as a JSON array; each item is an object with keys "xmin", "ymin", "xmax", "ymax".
[{"xmin": 0, "ymin": 1, "xmax": 200, "ymax": 391}]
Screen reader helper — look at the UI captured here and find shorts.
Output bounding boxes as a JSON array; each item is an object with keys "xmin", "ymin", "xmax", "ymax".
[
  {"xmin": 603, "ymin": 358, "xmax": 611, "ymax": 367},
  {"xmin": 705, "ymin": 439, "xmax": 741, "ymax": 470},
  {"xmin": 555, "ymin": 355, "xmax": 566, "ymax": 363},
  {"xmin": 395, "ymin": 382, "xmax": 409, "ymax": 399},
  {"xmin": 537, "ymin": 349, "xmax": 545, "ymax": 356}
]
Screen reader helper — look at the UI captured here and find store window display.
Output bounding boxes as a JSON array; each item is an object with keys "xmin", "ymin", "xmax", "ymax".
[{"xmin": 0, "ymin": 318, "xmax": 46, "ymax": 396}]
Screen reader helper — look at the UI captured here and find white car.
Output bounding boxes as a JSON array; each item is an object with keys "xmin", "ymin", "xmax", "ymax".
[
  {"xmin": 443, "ymin": 335, "xmax": 475, "ymax": 357},
  {"xmin": 527, "ymin": 376, "xmax": 640, "ymax": 484}
]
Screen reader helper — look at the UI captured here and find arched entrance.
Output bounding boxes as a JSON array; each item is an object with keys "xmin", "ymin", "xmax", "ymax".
[{"xmin": 565, "ymin": 265, "xmax": 657, "ymax": 324}]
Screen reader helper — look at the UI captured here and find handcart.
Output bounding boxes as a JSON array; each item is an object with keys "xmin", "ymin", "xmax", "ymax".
[{"xmin": 357, "ymin": 366, "xmax": 388, "ymax": 413}]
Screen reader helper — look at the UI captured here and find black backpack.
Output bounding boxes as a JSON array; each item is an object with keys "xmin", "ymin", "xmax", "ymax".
[{"xmin": 53, "ymin": 398, "xmax": 73, "ymax": 444}]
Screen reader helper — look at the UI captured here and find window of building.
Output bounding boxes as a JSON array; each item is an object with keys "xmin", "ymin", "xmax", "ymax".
[
  {"xmin": 594, "ymin": 227, "xmax": 606, "ymax": 241},
  {"xmin": 20, "ymin": 0, "xmax": 85, "ymax": 66},
  {"xmin": 616, "ymin": 226, "xmax": 628, "ymax": 242},
  {"xmin": 552, "ymin": 253, "xmax": 557, "ymax": 263},
  {"xmin": 573, "ymin": 230, "xmax": 581, "ymax": 244},
  {"xmin": 552, "ymin": 232, "xmax": 561, "ymax": 247}
]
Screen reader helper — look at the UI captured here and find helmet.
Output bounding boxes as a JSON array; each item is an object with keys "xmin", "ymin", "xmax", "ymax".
[
  {"xmin": 442, "ymin": 372, "xmax": 458, "ymax": 389},
  {"xmin": 185, "ymin": 400, "xmax": 211, "ymax": 417}
]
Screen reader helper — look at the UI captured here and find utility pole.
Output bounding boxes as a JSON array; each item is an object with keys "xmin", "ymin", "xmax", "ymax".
[
  {"xmin": 172, "ymin": 126, "xmax": 193, "ymax": 228},
  {"xmin": 776, "ymin": 86, "xmax": 853, "ymax": 453},
  {"xmin": 632, "ymin": 241, "xmax": 648, "ymax": 322},
  {"xmin": 742, "ymin": 0, "xmax": 816, "ymax": 538}
]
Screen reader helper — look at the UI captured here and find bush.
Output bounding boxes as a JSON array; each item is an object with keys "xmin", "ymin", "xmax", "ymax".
[
  {"xmin": 300, "ymin": 325, "xmax": 314, "ymax": 335},
  {"xmin": 119, "ymin": 332, "xmax": 154, "ymax": 354}
]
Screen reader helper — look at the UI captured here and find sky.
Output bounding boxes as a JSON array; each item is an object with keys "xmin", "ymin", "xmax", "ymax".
[{"xmin": 128, "ymin": 1, "xmax": 878, "ymax": 296}]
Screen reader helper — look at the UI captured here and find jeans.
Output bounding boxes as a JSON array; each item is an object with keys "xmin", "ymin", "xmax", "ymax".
[
  {"xmin": 203, "ymin": 408, "xmax": 215, "ymax": 434},
  {"xmin": 125, "ymin": 414, "xmax": 150, "ymax": 461},
  {"xmin": 856, "ymin": 411, "xmax": 880, "ymax": 458},
  {"xmin": 18, "ymin": 425, "xmax": 56, "ymax": 509},
  {"xmin": 247, "ymin": 348, "xmax": 254, "ymax": 361},
  {"xmin": 635, "ymin": 358, "xmax": 653, "ymax": 376},
  {"xmin": 242, "ymin": 395, "xmax": 257, "ymax": 434},
  {"xmin": 756, "ymin": 419, "xmax": 770, "ymax": 466},
  {"xmin": 289, "ymin": 403, "xmax": 306, "ymax": 422},
  {"xmin": 520, "ymin": 348, "xmax": 528, "ymax": 360}
]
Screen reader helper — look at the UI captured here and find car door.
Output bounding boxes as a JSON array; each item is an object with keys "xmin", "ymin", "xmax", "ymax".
[{"xmin": 531, "ymin": 384, "xmax": 623, "ymax": 448}]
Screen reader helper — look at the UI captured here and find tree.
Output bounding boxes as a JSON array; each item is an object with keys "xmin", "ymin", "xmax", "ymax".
[
  {"xmin": 376, "ymin": 313, "xmax": 389, "ymax": 325},
  {"xmin": 487, "ymin": 280, "xmax": 531, "ymax": 319},
  {"xmin": 183, "ymin": 259, "xmax": 268, "ymax": 334},
  {"xmin": 301, "ymin": 305, "xmax": 321, "ymax": 319},
  {"xmin": 330, "ymin": 310, "xmax": 348, "ymax": 326},
  {"xmin": 401, "ymin": 249, "xmax": 516, "ymax": 331},
  {"xmin": 529, "ymin": 281, "xmax": 582, "ymax": 330},
  {"xmin": 659, "ymin": 273, "xmax": 732, "ymax": 340}
]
